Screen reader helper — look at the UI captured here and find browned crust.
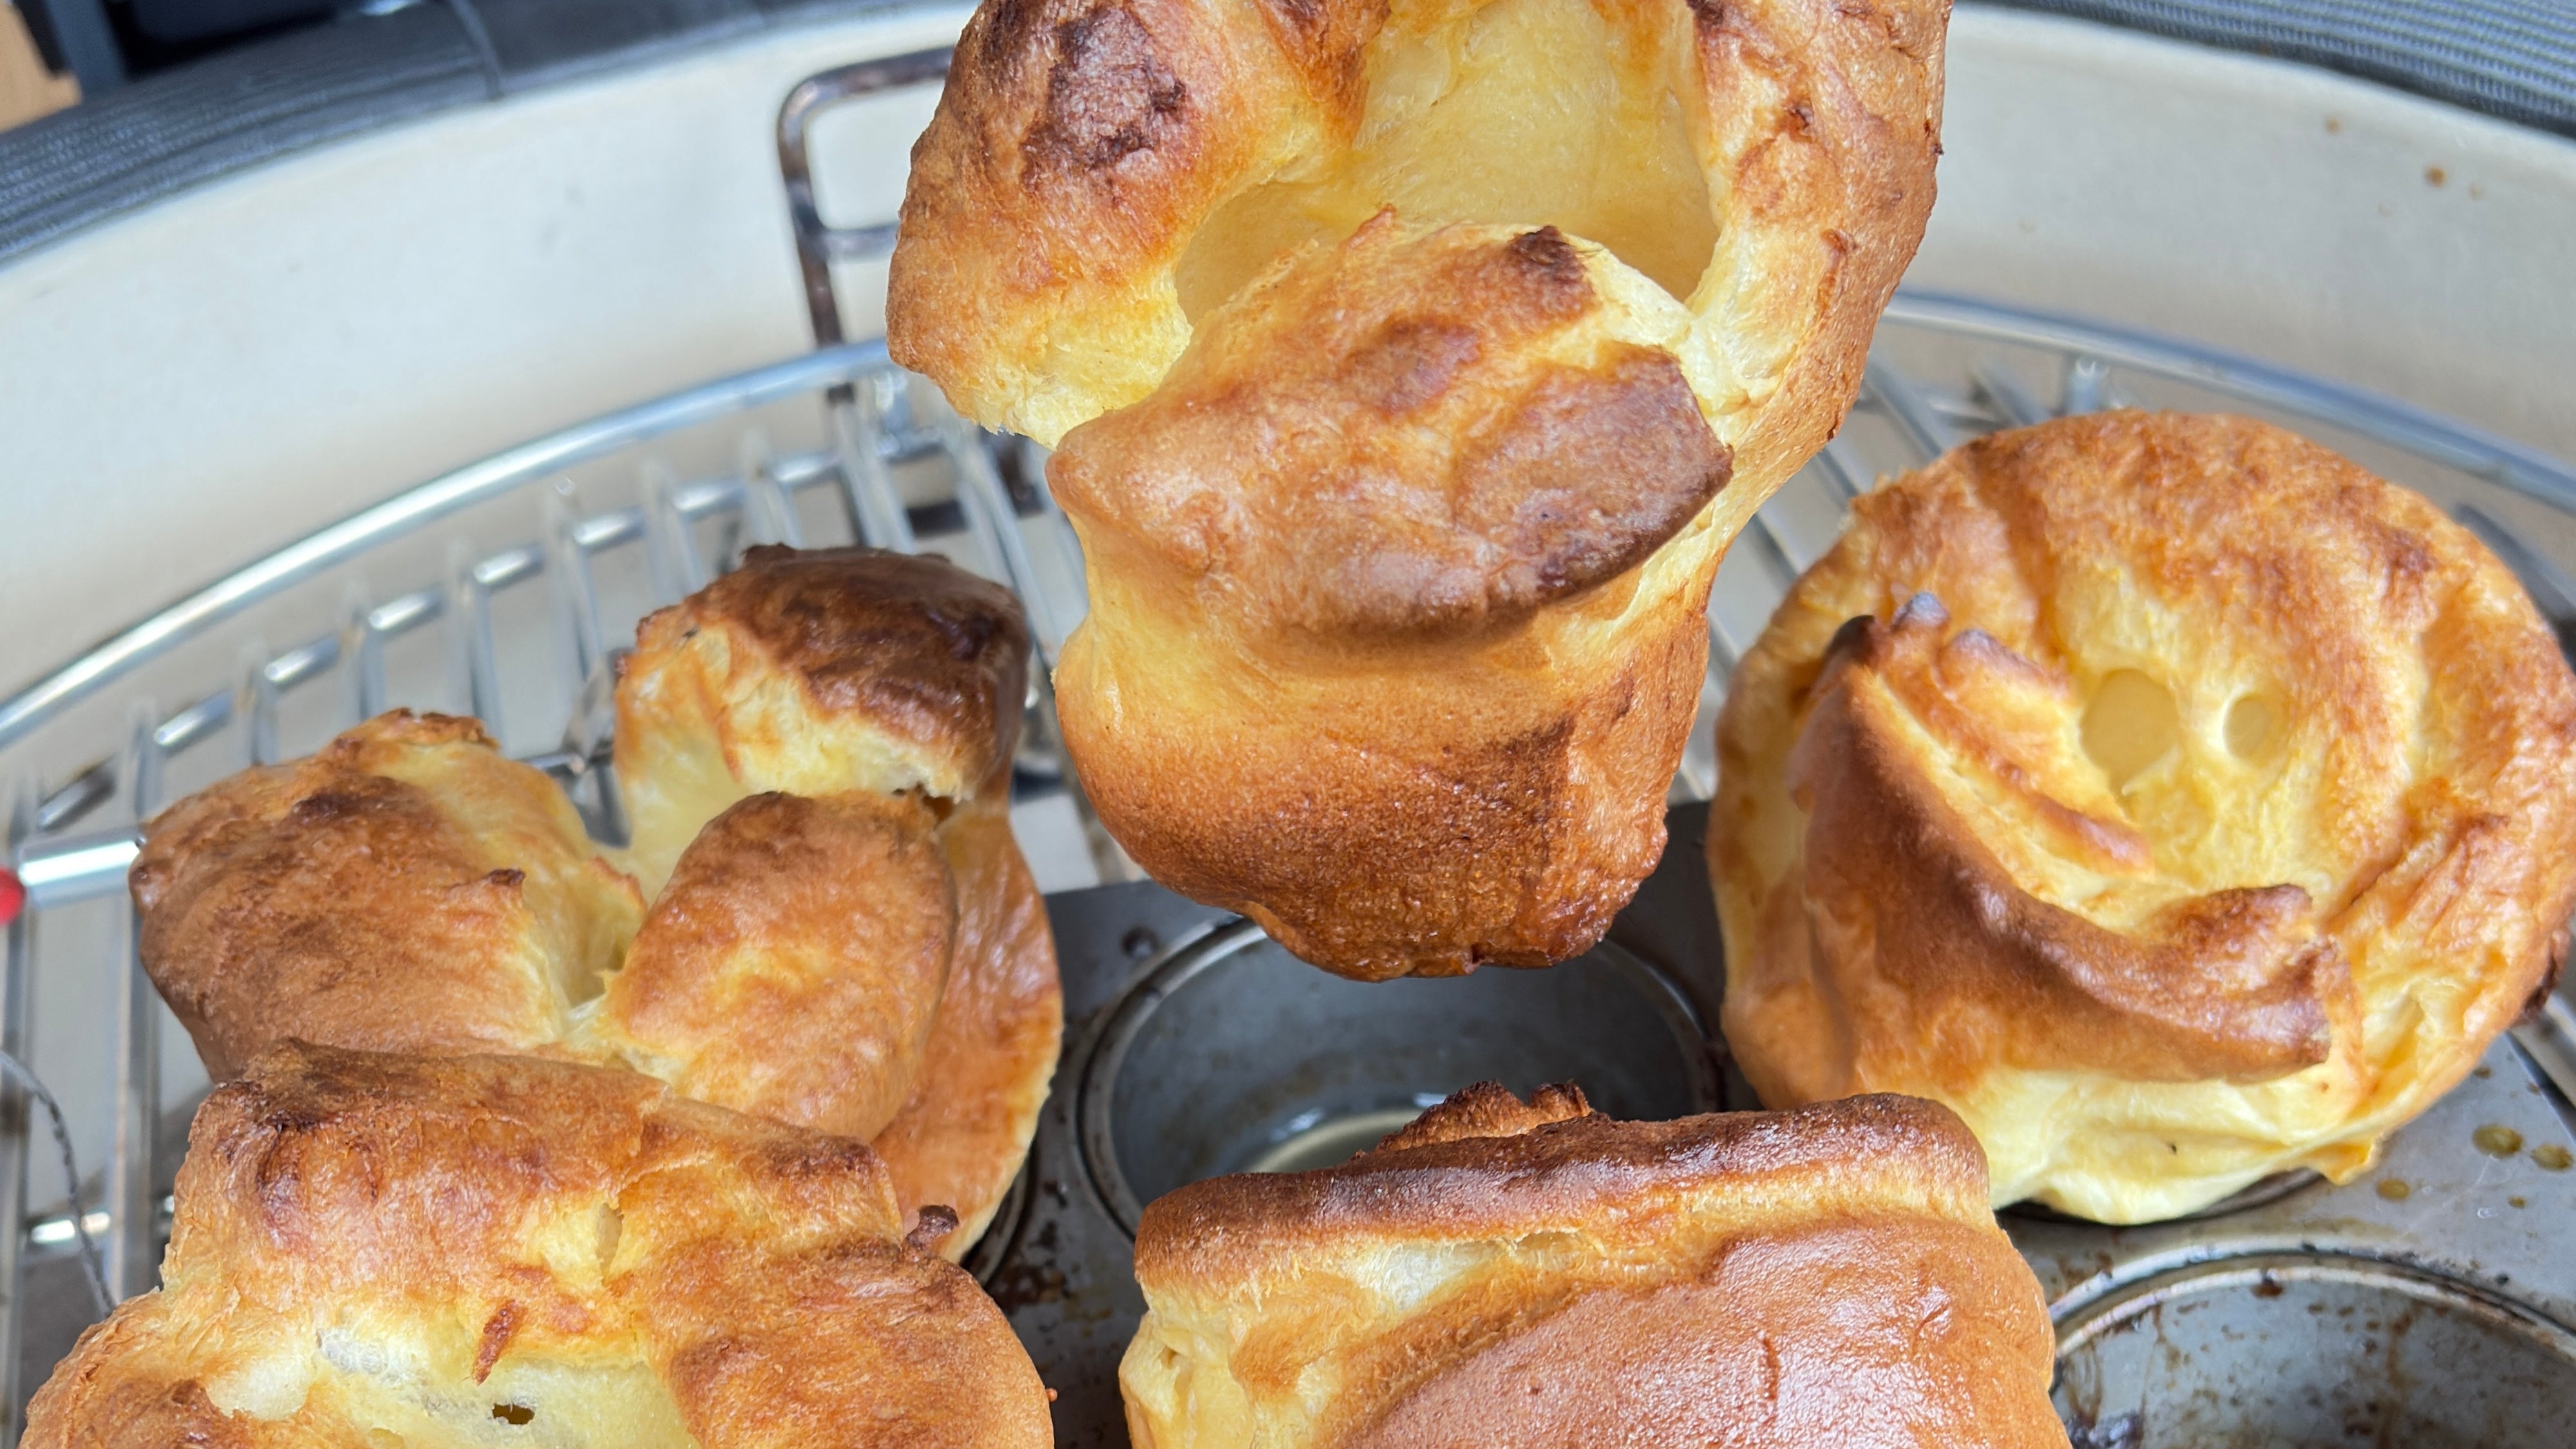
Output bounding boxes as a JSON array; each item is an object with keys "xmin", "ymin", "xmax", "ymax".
[
  {"xmin": 1792, "ymin": 603, "xmax": 2353, "ymax": 1083},
  {"xmin": 1691, "ymin": 0, "xmax": 1952, "ymax": 498},
  {"xmin": 1046, "ymin": 225, "xmax": 1726, "ymax": 979},
  {"xmin": 890, "ymin": 0, "xmax": 1342, "ymax": 422},
  {"xmin": 1328, "ymin": 1218, "xmax": 2067, "ymax": 1449},
  {"xmin": 871, "ymin": 797, "xmax": 1066, "ymax": 1258},
  {"xmin": 1048, "ymin": 220, "xmax": 1734, "ymax": 636},
  {"xmin": 137, "ymin": 550, "xmax": 1054, "ymax": 1262},
  {"xmin": 605, "ymin": 547, "xmax": 1057, "ymax": 1245},
  {"xmin": 1059, "ymin": 533, "xmax": 1714, "ymax": 978},
  {"xmin": 24, "ymin": 1044, "xmax": 1052, "ymax": 1448},
  {"xmin": 601, "ymin": 791, "xmax": 958, "ymax": 1142},
  {"xmin": 626, "ymin": 546, "xmax": 1031, "ymax": 795},
  {"xmin": 1122, "ymin": 1087, "xmax": 2061, "ymax": 1448},
  {"xmin": 1370, "ymin": 1079, "xmax": 1591, "ymax": 1153},
  {"xmin": 1134, "ymin": 1092, "xmax": 1991, "ymax": 1278},
  {"xmin": 25, "ymin": 1376, "xmax": 273, "ymax": 1449},
  {"xmin": 130, "ymin": 711, "xmax": 640, "ymax": 1079}
]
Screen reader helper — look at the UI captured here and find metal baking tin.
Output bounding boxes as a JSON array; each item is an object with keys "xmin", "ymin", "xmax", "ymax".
[{"xmin": 985, "ymin": 804, "xmax": 2576, "ymax": 1447}]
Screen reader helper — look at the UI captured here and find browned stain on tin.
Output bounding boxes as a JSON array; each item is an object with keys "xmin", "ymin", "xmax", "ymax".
[
  {"xmin": 2511, "ymin": 1195, "xmax": 2530, "ymax": 1209},
  {"xmin": 2474, "ymin": 1124, "xmax": 2526, "ymax": 1158},
  {"xmin": 2534, "ymin": 1144, "xmax": 2573, "ymax": 1171},
  {"xmin": 2377, "ymin": 1178, "xmax": 2412, "ymax": 1200},
  {"xmin": 2425, "ymin": 165, "xmax": 2449, "ymax": 187}
]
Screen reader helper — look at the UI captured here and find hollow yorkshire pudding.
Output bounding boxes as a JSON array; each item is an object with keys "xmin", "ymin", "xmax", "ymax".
[
  {"xmin": 133, "ymin": 547, "xmax": 1062, "ymax": 1256},
  {"xmin": 892, "ymin": 0, "xmax": 1947, "ymax": 978},
  {"xmin": 1120, "ymin": 1083, "xmax": 2066, "ymax": 1448},
  {"xmin": 613, "ymin": 545, "xmax": 1063, "ymax": 1251},
  {"xmin": 24, "ymin": 1043, "xmax": 1051, "ymax": 1449},
  {"xmin": 1709, "ymin": 412, "xmax": 2576, "ymax": 1224}
]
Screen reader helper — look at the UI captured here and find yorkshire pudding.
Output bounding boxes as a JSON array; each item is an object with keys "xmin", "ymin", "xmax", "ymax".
[
  {"xmin": 892, "ymin": 0, "xmax": 1947, "ymax": 978},
  {"xmin": 1120, "ymin": 1083, "xmax": 2065, "ymax": 1447},
  {"xmin": 24, "ymin": 1043, "xmax": 1051, "ymax": 1449},
  {"xmin": 1709, "ymin": 412, "xmax": 2576, "ymax": 1223},
  {"xmin": 132, "ymin": 547, "xmax": 1061, "ymax": 1255}
]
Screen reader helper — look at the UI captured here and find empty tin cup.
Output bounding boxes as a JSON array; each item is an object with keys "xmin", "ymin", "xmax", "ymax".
[
  {"xmin": 1079, "ymin": 920, "xmax": 1718, "ymax": 1232},
  {"xmin": 2055, "ymin": 1253, "xmax": 2576, "ymax": 1448}
]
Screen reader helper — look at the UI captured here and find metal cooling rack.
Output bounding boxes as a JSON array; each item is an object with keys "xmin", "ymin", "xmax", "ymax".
[{"xmin": 6, "ymin": 45, "xmax": 2576, "ymax": 1441}]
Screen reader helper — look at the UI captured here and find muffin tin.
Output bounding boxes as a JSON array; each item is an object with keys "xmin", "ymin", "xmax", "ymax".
[{"xmin": 990, "ymin": 803, "xmax": 2576, "ymax": 1446}]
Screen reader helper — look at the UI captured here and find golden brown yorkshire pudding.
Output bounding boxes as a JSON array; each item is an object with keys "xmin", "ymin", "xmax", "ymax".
[
  {"xmin": 24, "ymin": 1043, "xmax": 1051, "ymax": 1449},
  {"xmin": 894, "ymin": 0, "xmax": 1947, "ymax": 978},
  {"xmin": 866, "ymin": 793, "xmax": 1064, "ymax": 1252},
  {"xmin": 1120, "ymin": 1083, "xmax": 2066, "ymax": 1448},
  {"xmin": 1709, "ymin": 412, "xmax": 2576, "ymax": 1224},
  {"xmin": 133, "ymin": 548, "xmax": 1062, "ymax": 1256}
]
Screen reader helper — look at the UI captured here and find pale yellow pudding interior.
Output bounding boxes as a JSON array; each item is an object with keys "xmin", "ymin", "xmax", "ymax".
[
  {"xmin": 1173, "ymin": 0, "xmax": 1716, "ymax": 319},
  {"xmin": 195, "ymin": 1313, "xmax": 698, "ymax": 1449}
]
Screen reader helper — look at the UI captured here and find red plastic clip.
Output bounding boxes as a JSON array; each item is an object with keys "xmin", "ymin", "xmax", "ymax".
[{"xmin": 0, "ymin": 866, "xmax": 21, "ymax": 927}]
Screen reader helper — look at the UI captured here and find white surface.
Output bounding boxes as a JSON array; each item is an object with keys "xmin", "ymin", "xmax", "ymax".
[
  {"xmin": 1917, "ymin": 7, "xmax": 2576, "ymax": 464},
  {"xmin": 5, "ymin": 1, "xmax": 2576, "ymax": 698},
  {"xmin": 0, "ymin": 4, "xmax": 965, "ymax": 698}
]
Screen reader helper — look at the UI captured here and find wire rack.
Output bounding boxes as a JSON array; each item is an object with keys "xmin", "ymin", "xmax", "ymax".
[{"xmin": 8, "ymin": 45, "xmax": 2576, "ymax": 1441}]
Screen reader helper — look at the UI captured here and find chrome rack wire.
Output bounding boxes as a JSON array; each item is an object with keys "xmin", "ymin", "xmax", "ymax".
[{"xmin": 7, "ymin": 45, "xmax": 2576, "ymax": 1438}]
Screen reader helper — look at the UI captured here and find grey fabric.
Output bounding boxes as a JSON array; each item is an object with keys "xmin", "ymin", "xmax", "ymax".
[
  {"xmin": 1994, "ymin": 0, "xmax": 2576, "ymax": 138},
  {"xmin": 0, "ymin": 0, "xmax": 916, "ymax": 265},
  {"xmin": 0, "ymin": 5, "xmax": 486, "ymax": 265}
]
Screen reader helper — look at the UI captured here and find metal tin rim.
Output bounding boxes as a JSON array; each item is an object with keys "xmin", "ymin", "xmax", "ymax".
[
  {"xmin": 959, "ymin": 1160, "xmax": 1034, "ymax": 1287},
  {"xmin": 1073, "ymin": 920, "xmax": 1719, "ymax": 1236},
  {"xmin": 2055, "ymin": 1250, "xmax": 2576, "ymax": 1357}
]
